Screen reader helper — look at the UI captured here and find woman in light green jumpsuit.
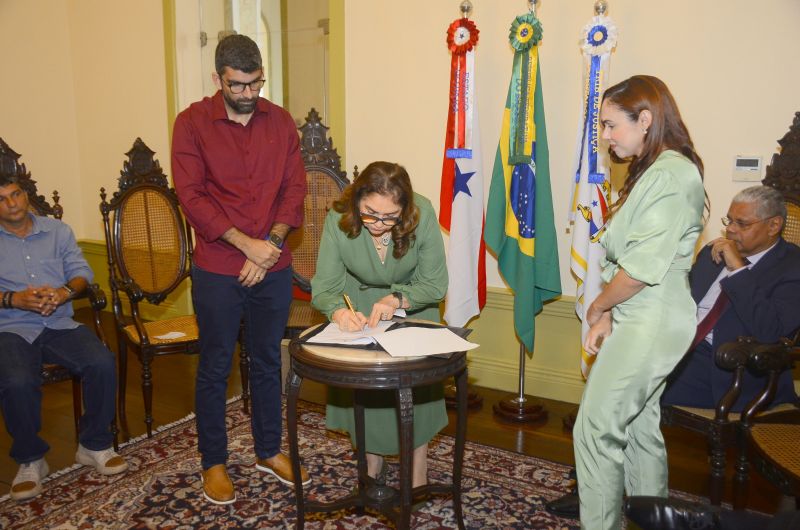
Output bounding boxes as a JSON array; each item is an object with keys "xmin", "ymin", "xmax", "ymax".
[
  {"xmin": 573, "ymin": 76, "xmax": 706, "ymax": 529},
  {"xmin": 311, "ymin": 161, "xmax": 448, "ymax": 489}
]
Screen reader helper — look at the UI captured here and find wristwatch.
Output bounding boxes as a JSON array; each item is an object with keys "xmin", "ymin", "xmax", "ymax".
[
  {"xmin": 62, "ymin": 283, "xmax": 76, "ymax": 299},
  {"xmin": 268, "ymin": 233, "xmax": 284, "ymax": 249},
  {"xmin": 391, "ymin": 291, "xmax": 403, "ymax": 307}
]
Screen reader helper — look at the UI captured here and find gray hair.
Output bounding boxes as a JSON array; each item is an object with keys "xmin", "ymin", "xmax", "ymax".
[{"xmin": 732, "ymin": 185, "xmax": 787, "ymax": 224}]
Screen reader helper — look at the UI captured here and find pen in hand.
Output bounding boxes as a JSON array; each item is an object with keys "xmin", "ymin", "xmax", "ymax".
[{"xmin": 342, "ymin": 294, "xmax": 366, "ymax": 331}]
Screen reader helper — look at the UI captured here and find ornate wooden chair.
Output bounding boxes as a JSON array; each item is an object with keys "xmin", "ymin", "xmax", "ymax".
[
  {"xmin": 661, "ymin": 111, "xmax": 800, "ymax": 507},
  {"xmin": 0, "ymin": 137, "xmax": 110, "ymax": 441},
  {"xmin": 733, "ymin": 341, "xmax": 800, "ymax": 508},
  {"xmin": 284, "ymin": 108, "xmax": 350, "ymax": 338},
  {"xmin": 100, "ymin": 138, "xmax": 249, "ymax": 438}
]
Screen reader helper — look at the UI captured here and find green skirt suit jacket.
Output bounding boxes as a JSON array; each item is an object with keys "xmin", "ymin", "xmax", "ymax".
[{"xmin": 310, "ymin": 193, "xmax": 449, "ymax": 454}]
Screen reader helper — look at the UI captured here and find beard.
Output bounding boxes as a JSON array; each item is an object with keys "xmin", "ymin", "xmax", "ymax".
[{"xmin": 223, "ymin": 91, "xmax": 257, "ymax": 115}]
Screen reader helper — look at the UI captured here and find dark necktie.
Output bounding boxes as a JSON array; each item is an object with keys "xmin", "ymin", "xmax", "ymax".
[
  {"xmin": 690, "ymin": 291, "xmax": 729, "ymax": 350},
  {"xmin": 689, "ymin": 258, "xmax": 750, "ymax": 351}
]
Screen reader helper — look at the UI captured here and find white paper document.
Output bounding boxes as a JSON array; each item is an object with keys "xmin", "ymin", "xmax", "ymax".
[
  {"xmin": 153, "ymin": 331, "xmax": 187, "ymax": 340},
  {"xmin": 305, "ymin": 320, "xmax": 395, "ymax": 346},
  {"xmin": 373, "ymin": 327, "xmax": 479, "ymax": 357}
]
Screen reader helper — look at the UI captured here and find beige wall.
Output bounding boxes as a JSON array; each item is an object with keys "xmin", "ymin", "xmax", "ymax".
[
  {"xmin": 0, "ymin": 1, "xmax": 82, "ymax": 228},
  {"xmin": 0, "ymin": 0, "xmax": 170, "ymax": 241},
  {"xmin": 343, "ymin": 0, "xmax": 800, "ymax": 293}
]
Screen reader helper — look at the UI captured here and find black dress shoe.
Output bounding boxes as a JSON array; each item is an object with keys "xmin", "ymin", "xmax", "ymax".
[
  {"xmin": 624, "ymin": 496, "xmax": 721, "ymax": 530},
  {"xmin": 545, "ymin": 492, "xmax": 579, "ymax": 519}
]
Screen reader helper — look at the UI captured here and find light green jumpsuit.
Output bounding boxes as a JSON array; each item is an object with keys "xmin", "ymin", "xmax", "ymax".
[
  {"xmin": 310, "ymin": 194, "xmax": 449, "ymax": 454},
  {"xmin": 573, "ymin": 151, "xmax": 705, "ymax": 529}
]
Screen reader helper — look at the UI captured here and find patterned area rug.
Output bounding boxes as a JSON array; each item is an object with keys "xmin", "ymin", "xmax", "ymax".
[{"xmin": 0, "ymin": 398, "xmax": 692, "ymax": 529}]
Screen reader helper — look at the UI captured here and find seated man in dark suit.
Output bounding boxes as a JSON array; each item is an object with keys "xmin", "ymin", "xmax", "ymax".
[
  {"xmin": 0, "ymin": 174, "xmax": 127, "ymax": 501},
  {"xmin": 546, "ymin": 185, "xmax": 800, "ymax": 519},
  {"xmin": 662, "ymin": 184, "xmax": 800, "ymax": 410}
]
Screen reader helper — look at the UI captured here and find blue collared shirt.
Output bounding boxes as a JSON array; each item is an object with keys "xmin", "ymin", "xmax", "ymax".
[{"xmin": 0, "ymin": 214, "xmax": 93, "ymax": 343}]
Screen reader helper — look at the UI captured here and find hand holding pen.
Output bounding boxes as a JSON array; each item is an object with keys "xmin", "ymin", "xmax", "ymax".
[{"xmin": 333, "ymin": 293, "xmax": 368, "ymax": 332}]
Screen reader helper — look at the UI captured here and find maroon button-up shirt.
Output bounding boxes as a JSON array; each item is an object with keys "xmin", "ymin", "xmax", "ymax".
[{"xmin": 172, "ymin": 92, "xmax": 306, "ymax": 276}]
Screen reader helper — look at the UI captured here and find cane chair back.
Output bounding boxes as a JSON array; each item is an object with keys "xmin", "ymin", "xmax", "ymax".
[
  {"xmin": 0, "ymin": 137, "xmax": 109, "ymax": 440},
  {"xmin": 284, "ymin": 109, "xmax": 350, "ymax": 337}
]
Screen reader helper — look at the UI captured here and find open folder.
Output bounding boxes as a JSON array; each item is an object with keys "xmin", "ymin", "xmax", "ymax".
[{"xmin": 298, "ymin": 320, "xmax": 478, "ymax": 358}]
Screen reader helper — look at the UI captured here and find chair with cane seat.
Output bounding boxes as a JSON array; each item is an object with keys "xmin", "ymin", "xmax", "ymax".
[
  {"xmin": 100, "ymin": 138, "xmax": 249, "ymax": 438},
  {"xmin": 0, "ymin": 137, "xmax": 111, "ymax": 442},
  {"xmin": 283, "ymin": 108, "xmax": 350, "ymax": 338}
]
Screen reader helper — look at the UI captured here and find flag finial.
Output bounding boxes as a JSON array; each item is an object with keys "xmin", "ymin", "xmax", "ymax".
[
  {"xmin": 459, "ymin": 0, "xmax": 472, "ymax": 18},
  {"xmin": 594, "ymin": 0, "xmax": 608, "ymax": 16}
]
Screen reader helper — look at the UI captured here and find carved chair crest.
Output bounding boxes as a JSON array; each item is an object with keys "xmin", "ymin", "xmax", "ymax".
[{"xmin": 0, "ymin": 137, "xmax": 62, "ymax": 219}]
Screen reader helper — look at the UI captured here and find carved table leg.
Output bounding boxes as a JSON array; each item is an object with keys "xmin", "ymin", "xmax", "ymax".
[
  {"xmin": 397, "ymin": 386, "xmax": 414, "ymax": 530},
  {"xmin": 286, "ymin": 368, "xmax": 305, "ymax": 530}
]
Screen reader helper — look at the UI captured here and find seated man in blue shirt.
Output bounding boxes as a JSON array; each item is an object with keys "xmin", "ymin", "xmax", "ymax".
[{"xmin": 0, "ymin": 174, "xmax": 127, "ymax": 501}]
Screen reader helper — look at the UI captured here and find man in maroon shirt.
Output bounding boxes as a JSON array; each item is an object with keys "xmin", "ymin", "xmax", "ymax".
[{"xmin": 172, "ymin": 34, "xmax": 308, "ymax": 505}]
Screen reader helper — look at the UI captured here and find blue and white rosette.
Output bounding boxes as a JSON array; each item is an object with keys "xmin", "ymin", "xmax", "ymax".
[{"xmin": 577, "ymin": 15, "xmax": 617, "ymax": 187}]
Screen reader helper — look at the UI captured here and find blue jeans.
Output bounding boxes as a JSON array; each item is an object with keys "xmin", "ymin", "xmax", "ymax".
[
  {"xmin": 192, "ymin": 265, "xmax": 292, "ymax": 469},
  {"xmin": 0, "ymin": 326, "xmax": 116, "ymax": 463}
]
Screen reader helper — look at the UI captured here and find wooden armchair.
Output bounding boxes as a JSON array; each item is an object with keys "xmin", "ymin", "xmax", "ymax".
[
  {"xmin": 661, "ymin": 111, "xmax": 800, "ymax": 507},
  {"xmin": 284, "ymin": 108, "xmax": 350, "ymax": 338},
  {"xmin": 734, "ymin": 341, "xmax": 800, "ymax": 508},
  {"xmin": 100, "ymin": 138, "xmax": 249, "ymax": 438},
  {"xmin": 0, "ymin": 137, "xmax": 110, "ymax": 440}
]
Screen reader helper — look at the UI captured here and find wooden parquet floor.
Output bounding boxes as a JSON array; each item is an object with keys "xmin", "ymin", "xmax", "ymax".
[{"xmin": 0, "ymin": 310, "xmax": 783, "ymax": 514}]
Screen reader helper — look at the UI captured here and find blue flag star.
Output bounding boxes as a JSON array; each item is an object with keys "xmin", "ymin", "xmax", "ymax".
[{"xmin": 453, "ymin": 163, "xmax": 475, "ymax": 200}]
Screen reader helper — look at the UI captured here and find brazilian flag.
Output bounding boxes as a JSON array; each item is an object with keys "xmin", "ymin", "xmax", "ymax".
[{"xmin": 485, "ymin": 14, "xmax": 561, "ymax": 353}]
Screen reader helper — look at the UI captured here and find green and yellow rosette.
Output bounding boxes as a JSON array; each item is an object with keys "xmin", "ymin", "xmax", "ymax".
[{"xmin": 508, "ymin": 13, "xmax": 543, "ymax": 165}]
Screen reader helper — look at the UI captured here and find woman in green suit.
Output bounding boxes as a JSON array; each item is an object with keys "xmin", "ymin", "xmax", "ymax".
[
  {"xmin": 573, "ymin": 76, "xmax": 707, "ymax": 529},
  {"xmin": 311, "ymin": 161, "xmax": 448, "ymax": 488}
]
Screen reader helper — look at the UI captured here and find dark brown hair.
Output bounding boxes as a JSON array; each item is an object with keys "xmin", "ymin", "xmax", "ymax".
[
  {"xmin": 333, "ymin": 161, "xmax": 419, "ymax": 259},
  {"xmin": 603, "ymin": 75, "xmax": 705, "ymax": 210}
]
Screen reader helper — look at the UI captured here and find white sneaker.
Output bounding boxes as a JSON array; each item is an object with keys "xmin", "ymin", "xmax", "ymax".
[
  {"xmin": 75, "ymin": 445, "xmax": 128, "ymax": 476},
  {"xmin": 10, "ymin": 458, "xmax": 49, "ymax": 501}
]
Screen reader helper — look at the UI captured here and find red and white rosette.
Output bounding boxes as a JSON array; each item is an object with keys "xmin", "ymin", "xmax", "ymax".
[{"xmin": 444, "ymin": 18, "xmax": 479, "ymax": 159}]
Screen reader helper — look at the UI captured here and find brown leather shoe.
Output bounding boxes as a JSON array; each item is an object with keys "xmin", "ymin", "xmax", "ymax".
[
  {"xmin": 255, "ymin": 453, "xmax": 311, "ymax": 486},
  {"xmin": 200, "ymin": 464, "xmax": 236, "ymax": 505}
]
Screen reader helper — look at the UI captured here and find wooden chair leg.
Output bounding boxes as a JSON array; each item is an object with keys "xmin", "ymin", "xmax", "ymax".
[
  {"xmin": 71, "ymin": 375, "xmax": 82, "ymax": 442},
  {"xmin": 141, "ymin": 355, "xmax": 154, "ymax": 437},
  {"xmin": 117, "ymin": 338, "xmax": 130, "ymax": 440},
  {"xmin": 708, "ymin": 432, "xmax": 726, "ymax": 505},
  {"xmin": 239, "ymin": 327, "xmax": 250, "ymax": 416},
  {"xmin": 733, "ymin": 431, "xmax": 750, "ymax": 510}
]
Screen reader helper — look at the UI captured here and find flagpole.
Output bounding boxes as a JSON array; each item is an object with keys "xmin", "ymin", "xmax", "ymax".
[{"xmin": 493, "ymin": 343, "xmax": 548, "ymax": 423}]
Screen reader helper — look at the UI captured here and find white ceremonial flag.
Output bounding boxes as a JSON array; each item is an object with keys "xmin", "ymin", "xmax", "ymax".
[{"xmin": 568, "ymin": 16, "xmax": 618, "ymax": 378}]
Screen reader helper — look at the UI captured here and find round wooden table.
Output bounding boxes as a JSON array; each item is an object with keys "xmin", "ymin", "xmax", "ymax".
[{"xmin": 286, "ymin": 332, "xmax": 468, "ymax": 530}]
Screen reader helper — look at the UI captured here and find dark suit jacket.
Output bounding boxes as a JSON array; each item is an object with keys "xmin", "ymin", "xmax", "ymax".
[{"xmin": 685, "ymin": 237, "xmax": 800, "ymax": 409}]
